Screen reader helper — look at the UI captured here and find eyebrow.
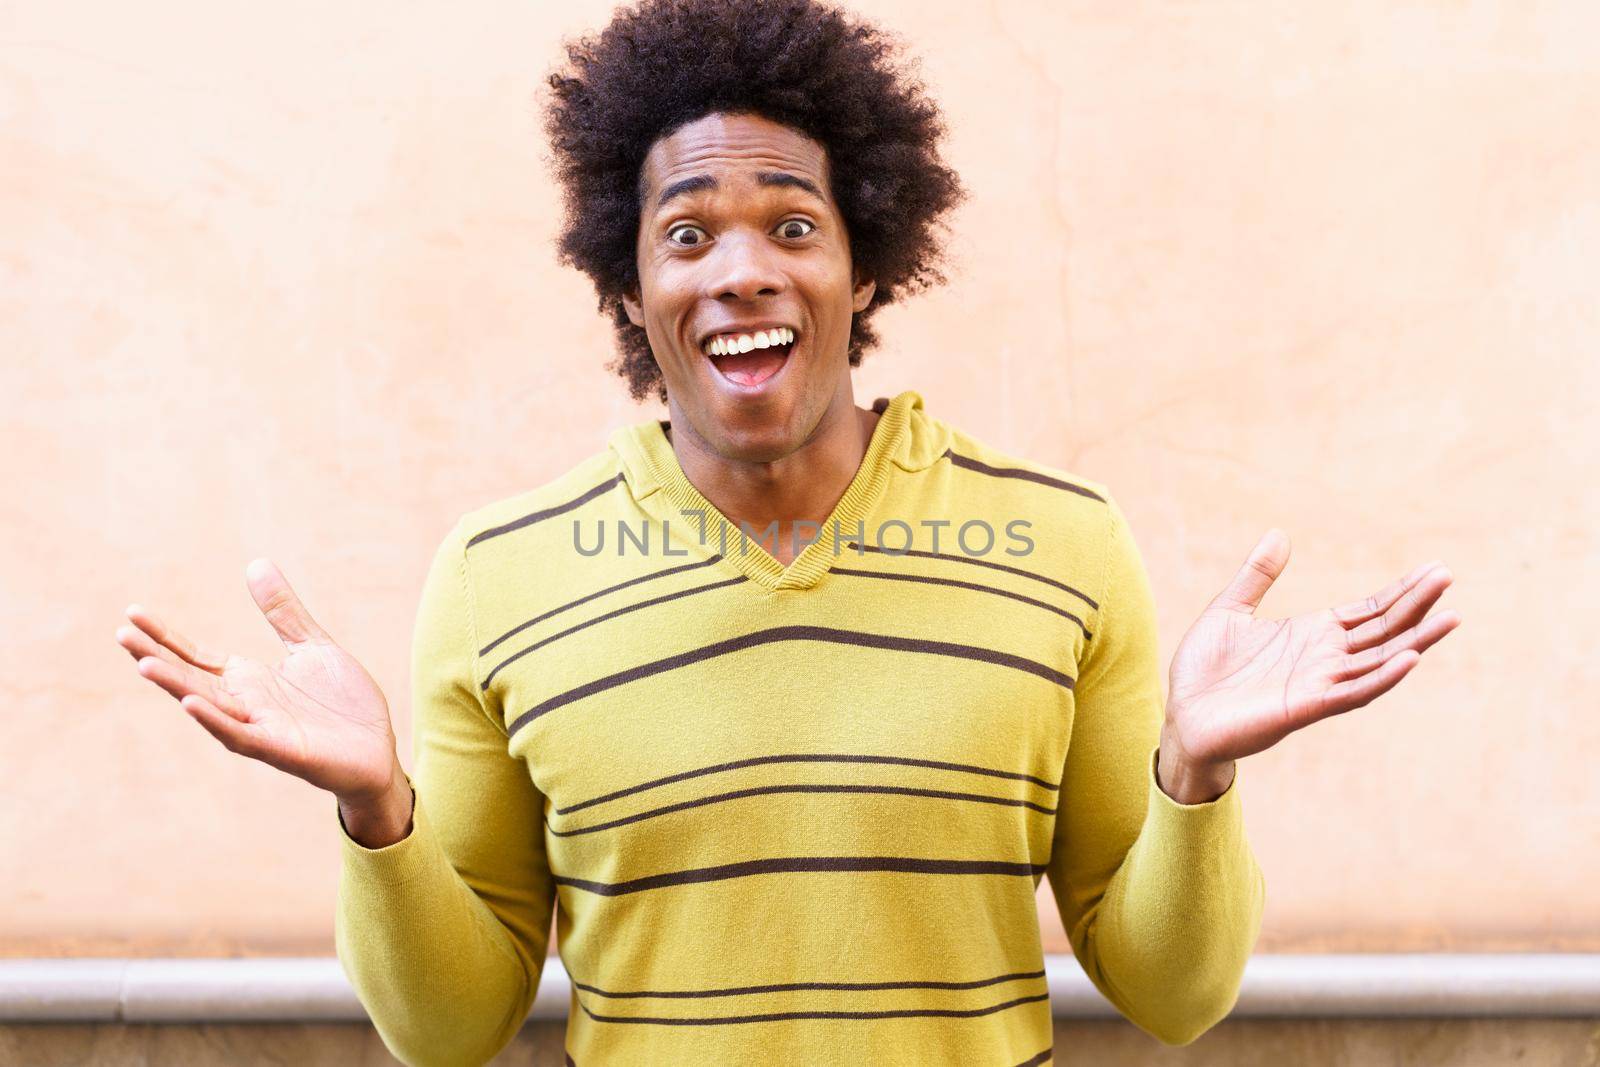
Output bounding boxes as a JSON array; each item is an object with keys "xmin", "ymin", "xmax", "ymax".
[{"xmin": 654, "ymin": 170, "xmax": 826, "ymax": 210}]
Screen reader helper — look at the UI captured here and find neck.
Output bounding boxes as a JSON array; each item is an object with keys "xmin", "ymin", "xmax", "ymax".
[{"xmin": 664, "ymin": 387, "xmax": 883, "ymax": 566}]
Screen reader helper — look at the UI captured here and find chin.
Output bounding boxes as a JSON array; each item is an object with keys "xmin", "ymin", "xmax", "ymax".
[{"xmin": 692, "ymin": 391, "xmax": 805, "ymax": 459}]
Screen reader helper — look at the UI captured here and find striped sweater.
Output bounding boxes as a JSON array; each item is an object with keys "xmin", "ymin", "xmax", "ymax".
[{"xmin": 333, "ymin": 389, "xmax": 1266, "ymax": 1066}]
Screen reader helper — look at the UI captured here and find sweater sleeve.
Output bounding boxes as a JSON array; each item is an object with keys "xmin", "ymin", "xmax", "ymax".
[
  {"xmin": 1045, "ymin": 493, "xmax": 1266, "ymax": 1046},
  {"xmin": 333, "ymin": 518, "xmax": 558, "ymax": 1067}
]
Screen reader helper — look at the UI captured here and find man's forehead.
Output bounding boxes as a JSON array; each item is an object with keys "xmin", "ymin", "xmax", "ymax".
[{"xmin": 641, "ymin": 114, "xmax": 829, "ymax": 197}]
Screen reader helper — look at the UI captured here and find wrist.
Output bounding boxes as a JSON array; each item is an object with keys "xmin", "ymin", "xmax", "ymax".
[
  {"xmin": 338, "ymin": 761, "xmax": 413, "ymax": 848},
  {"xmin": 1156, "ymin": 724, "xmax": 1234, "ymax": 804}
]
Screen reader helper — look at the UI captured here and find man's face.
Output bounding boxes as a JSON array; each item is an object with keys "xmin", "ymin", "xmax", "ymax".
[{"xmin": 623, "ymin": 111, "xmax": 876, "ymax": 463}]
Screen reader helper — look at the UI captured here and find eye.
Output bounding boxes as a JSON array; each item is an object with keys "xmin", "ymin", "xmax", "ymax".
[
  {"xmin": 776, "ymin": 218, "xmax": 815, "ymax": 240},
  {"xmin": 667, "ymin": 223, "xmax": 708, "ymax": 248}
]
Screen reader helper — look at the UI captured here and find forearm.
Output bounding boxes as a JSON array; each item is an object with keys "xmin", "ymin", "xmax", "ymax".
[
  {"xmin": 335, "ymin": 781, "xmax": 542, "ymax": 1066},
  {"xmin": 1073, "ymin": 743, "xmax": 1265, "ymax": 1046}
]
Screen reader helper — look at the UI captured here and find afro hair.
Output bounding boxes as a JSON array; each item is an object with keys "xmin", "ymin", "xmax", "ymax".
[{"xmin": 540, "ymin": 0, "xmax": 967, "ymax": 404}]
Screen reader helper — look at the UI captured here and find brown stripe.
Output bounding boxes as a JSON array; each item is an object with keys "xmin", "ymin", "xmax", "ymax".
[
  {"xmin": 482, "ymin": 575, "xmax": 747, "ymax": 690},
  {"xmin": 572, "ymin": 968, "xmax": 1046, "ymax": 999},
  {"xmin": 574, "ymin": 990, "xmax": 1050, "ymax": 1025},
  {"xmin": 561, "ymin": 753, "xmax": 1060, "ymax": 815},
  {"xmin": 943, "ymin": 448, "xmax": 1106, "ymax": 502},
  {"xmin": 831, "ymin": 566, "xmax": 1090, "ymax": 639},
  {"xmin": 508, "ymin": 625, "xmax": 1074, "ymax": 738},
  {"xmin": 552, "ymin": 855, "xmax": 1050, "ymax": 896},
  {"xmin": 564, "ymin": 1056, "xmax": 575, "ymax": 1067},
  {"xmin": 1014, "ymin": 1049, "xmax": 1052, "ymax": 1067},
  {"xmin": 843, "ymin": 541, "xmax": 1098, "ymax": 612},
  {"xmin": 480, "ymin": 555, "xmax": 727, "ymax": 657},
  {"xmin": 547, "ymin": 782, "xmax": 1056, "ymax": 837},
  {"xmin": 464, "ymin": 473, "xmax": 623, "ymax": 549}
]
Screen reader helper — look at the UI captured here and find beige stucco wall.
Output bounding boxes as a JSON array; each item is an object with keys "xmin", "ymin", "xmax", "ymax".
[{"xmin": 2, "ymin": 0, "xmax": 1595, "ymax": 959}]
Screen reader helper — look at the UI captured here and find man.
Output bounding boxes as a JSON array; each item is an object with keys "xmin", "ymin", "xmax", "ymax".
[{"xmin": 115, "ymin": 1, "xmax": 1461, "ymax": 1064}]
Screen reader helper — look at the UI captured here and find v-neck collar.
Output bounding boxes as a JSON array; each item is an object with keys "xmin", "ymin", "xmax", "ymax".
[{"xmin": 609, "ymin": 390, "xmax": 924, "ymax": 591}]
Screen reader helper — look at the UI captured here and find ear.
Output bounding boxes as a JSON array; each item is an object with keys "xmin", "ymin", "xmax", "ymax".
[
  {"xmin": 851, "ymin": 271, "xmax": 877, "ymax": 314},
  {"xmin": 621, "ymin": 286, "xmax": 645, "ymax": 329}
]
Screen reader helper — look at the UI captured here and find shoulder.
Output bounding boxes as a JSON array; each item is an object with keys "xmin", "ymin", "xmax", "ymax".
[
  {"xmin": 928, "ymin": 415, "xmax": 1114, "ymax": 532},
  {"xmin": 437, "ymin": 446, "xmax": 635, "ymax": 683},
  {"xmin": 909, "ymin": 412, "xmax": 1121, "ymax": 608},
  {"xmin": 943, "ymin": 422, "xmax": 1109, "ymax": 503},
  {"xmin": 454, "ymin": 447, "xmax": 628, "ymax": 557}
]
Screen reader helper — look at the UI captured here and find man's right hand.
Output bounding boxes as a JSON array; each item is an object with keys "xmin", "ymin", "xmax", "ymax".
[{"xmin": 115, "ymin": 558, "xmax": 410, "ymax": 834}]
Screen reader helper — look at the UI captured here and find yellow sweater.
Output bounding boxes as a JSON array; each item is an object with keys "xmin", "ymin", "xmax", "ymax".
[{"xmin": 333, "ymin": 389, "xmax": 1265, "ymax": 1066}]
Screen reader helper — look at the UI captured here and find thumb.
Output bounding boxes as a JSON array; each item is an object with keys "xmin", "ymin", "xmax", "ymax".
[
  {"xmin": 245, "ymin": 558, "xmax": 331, "ymax": 649},
  {"xmin": 1208, "ymin": 528, "xmax": 1291, "ymax": 615}
]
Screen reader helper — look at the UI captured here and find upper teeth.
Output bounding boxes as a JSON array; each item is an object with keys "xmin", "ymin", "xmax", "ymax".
[{"xmin": 704, "ymin": 327, "xmax": 795, "ymax": 356}]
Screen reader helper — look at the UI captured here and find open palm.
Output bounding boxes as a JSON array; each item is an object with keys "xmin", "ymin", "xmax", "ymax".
[
  {"xmin": 116, "ymin": 558, "xmax": 397, "ymax": 801},
  {"xmin": 1164, "ymin": 530, "xmax": 1461, "ymax": 768}
]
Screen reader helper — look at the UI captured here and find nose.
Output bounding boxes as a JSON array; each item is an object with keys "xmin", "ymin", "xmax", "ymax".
[{"xmin": 705, "ymin": 230, "xmax": 786, "ymax": 303}]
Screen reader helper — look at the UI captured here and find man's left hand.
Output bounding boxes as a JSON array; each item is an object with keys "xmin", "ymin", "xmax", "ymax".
[{"xmin": 1156, "ymin": 529, "xmax": 1461, "ymax": 803}]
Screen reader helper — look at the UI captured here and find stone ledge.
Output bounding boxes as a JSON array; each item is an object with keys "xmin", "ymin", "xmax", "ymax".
[{"xmin": 1, "ymin": 955, "xmax": 1597, "ymax": 1023}]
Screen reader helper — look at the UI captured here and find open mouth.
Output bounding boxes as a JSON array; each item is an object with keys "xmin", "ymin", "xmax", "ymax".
[{"xmin": 702, "ymin": 326, "xmax": 797, "ymax": 389}]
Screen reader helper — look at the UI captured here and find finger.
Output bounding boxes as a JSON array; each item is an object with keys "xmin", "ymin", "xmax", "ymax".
[
  {"xmin": 1344, "ymin": 566, "xmax": 1454, "ymax": 654},
  {"xmin": 180, "ymin": 693, "xmax": 269, "ymax": 759},
  {"xmin": 1208, "ymin": 528, "xmax": 1291, "ymax": 615},
  {"xmin": 1303, "ymin": 649, "xmax": 1422, "ymax": 724},
  {"xmin": 246, "ymin": 559, "xmax": 331, "ymax": 650},
  {"xmin": 135, "ymin": 655, "xmax": 249, "ymax": 721},
  {"xmin": 123, "ymin": 604, "xmax": 228, "ymax": 673},
  {"xmin": 1330, "ymin": 560, "xmax": 1443, "ymax": 627},
  {"xmin": 1335, "ymin": 608, "xmax": 1462, "ymax": 682},
  {"xmin": 116, "ymin": 623, "xmax": 183, "ymax": 668}
]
